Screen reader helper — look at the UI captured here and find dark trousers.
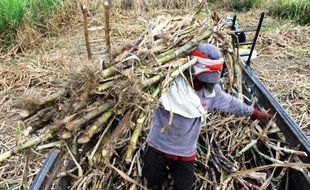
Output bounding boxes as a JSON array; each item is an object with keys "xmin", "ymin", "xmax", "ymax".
[{"xmin": 142, "ymin": 147, "xmax": 194, "ymax": 190}]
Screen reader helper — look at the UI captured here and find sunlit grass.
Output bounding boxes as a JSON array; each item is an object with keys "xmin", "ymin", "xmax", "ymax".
[
  {"xmin": 0, "ymin": 0, "xmax": 67, "ymax": 49},
  {"xmin": 0, "ymin": 0, "xmax": 27, "ymax": 46},
  {"xmin": 215, "ymin": 0, "xmax": 310, "ymax": 25},
  {"xmin": 268, "ymin": 0, "xmax": 310, "ymax": 25},
  {"xmin": 227, "ymin": 0, "xmax": 263, "ymax": 11}
]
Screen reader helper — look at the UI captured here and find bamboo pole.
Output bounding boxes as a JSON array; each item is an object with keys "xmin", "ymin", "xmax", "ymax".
[
  {"xmin": 82, "ymin": 5, "xmax": 92, "ymax": 60},
  {"xmin": 104, "ymin": 1, "xmax": 111, "ymax": 63}
]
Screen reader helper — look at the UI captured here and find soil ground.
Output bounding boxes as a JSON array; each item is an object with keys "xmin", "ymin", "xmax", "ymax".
[{"xmin": 0, "ymin": 7, "xmax": 309, "ymax": 188}]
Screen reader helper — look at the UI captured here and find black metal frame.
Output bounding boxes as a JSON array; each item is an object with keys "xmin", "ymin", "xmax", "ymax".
[
  {"xmin": 232, "ymin": 12, "xmax": 265, "ymax": 66},
  {"xmin": 243, "ymin": 66, "xmax": 310, "ymax": 163},
  {"xmin": 234, "ymin": 12, "xmax": 310, "ymax": 188},
  {"xmin": 29, "ymin": 149, "xmax": 63, "ymax": 190},
  {"xmin": 242, "ymin": 65, "xmax": 310, "ymax": 189}
]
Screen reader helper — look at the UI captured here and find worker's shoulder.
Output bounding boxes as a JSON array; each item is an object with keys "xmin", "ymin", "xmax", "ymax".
[{"xmin": 214, "ymin": 84, "xmax": 223, "ymax": 93}]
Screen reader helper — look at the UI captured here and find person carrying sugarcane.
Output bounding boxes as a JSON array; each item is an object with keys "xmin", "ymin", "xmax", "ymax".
[{"xmin": 142, "ymin": 43, "xmax": 271, "ymax": 190}]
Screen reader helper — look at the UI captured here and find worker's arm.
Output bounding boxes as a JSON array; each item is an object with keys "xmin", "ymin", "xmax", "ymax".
[
  {"xmin": 207, "ymin": 84, "xmax": 272, "ymax": 122},
  {"xmin": 208, "ymin": 84, "xmax": 253, "ymax": 116}
]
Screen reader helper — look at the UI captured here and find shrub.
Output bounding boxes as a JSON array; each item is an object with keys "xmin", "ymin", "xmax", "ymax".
[
  {"xmin": 228, "ymin": 0, "xmax": 263, "ymax": 11},
  {"xmin": 268, "ymin": 0, "xmax": 310, "ymax": 25},
  {"xmin": 0, "ymin": 0, "xmax": 71, "ymax": 51},
  {"xmin": 0, "ymin": 0, "xmax": 27, "ymax": 47}
]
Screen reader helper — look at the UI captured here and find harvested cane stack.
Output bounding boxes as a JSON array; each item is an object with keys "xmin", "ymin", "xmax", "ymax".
[{"xmin": 0, "ymin": 3, "xmax": 309, "ymax": 189}]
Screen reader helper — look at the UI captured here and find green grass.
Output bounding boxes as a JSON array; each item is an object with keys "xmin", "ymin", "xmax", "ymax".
[
  {"xmin": 28, "ymin": 0, "xmax": 62, "ymax": 24},
  {"xmin": 0, "ymin": 0, "xmax": 27, "ymax": 46},
  {"xmin": 227, "ymin": 0, "xmax": 263, "ymax": 11},
  {"xmin": 268, "ymin": 0, "xmax": 310, "ymax": 25},
  {"xmin": 0, "ymin": 0, "xmax": 68, "ymax": 50},
  {"xmin": 211, "ymin": 0, "xmax": 310, "ymax": 25}
]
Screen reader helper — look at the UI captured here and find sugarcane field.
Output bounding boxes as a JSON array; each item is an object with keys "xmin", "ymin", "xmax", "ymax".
[{"xmin": 1, "ymin": 0, "xmax": 310, "ymax": 189}]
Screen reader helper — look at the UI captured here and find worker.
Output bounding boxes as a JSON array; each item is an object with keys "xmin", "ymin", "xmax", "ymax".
[{"xmin": 142, "ymin": 43, "xmax": 271, "ymax": 190}]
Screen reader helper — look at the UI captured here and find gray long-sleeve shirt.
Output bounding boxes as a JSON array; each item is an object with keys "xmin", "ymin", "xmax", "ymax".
[{"xmin": 147, "ymin": 84, "xmax": 254, "ymax": 157}]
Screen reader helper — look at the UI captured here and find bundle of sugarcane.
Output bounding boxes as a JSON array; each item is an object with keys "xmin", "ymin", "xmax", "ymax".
[{"xmin": 0, "ymin": 3, "xmax": 309, "ymax": 189}]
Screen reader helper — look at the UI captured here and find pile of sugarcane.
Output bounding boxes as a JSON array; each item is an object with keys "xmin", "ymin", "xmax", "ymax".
[{"xmin": 0, "ymin": 3, "xmax": 309, "ymax": 189}]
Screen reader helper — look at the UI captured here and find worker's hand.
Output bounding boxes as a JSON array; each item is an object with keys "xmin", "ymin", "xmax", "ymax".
[
  {"xmin": 252, "ymin": 109, "xmax": 273, "ymax": 123},
  {"xmin": 121, "ymin": 44, "xmax": 138, "ymax": 52}
]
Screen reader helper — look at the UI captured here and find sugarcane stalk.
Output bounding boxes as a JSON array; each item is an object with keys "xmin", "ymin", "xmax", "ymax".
[
  {"xmin": 161, "ymin": 58, "xmax": 197, "ymax": 92},
  {"xmin": 125, "ymin": 113, "xmax": 146, "ymax": 163},
  {"xmin": 66, "ymin": 99, "xmax": 115, "ymax": 131},
  {"xmin": 19, "ymin": 90, "xmax": 67, "ymax": 118},
  {"xmin": 267, "ymin": 143, "xmax": 308, "ymax": 157},
  {"xmin": 99, "ymin": 29, "xmax": 211, "ymax": 90},
  {"xmin": 157, "ymin": 29, "xmax": 213, "ymax": 65},
  {"xmin": 0, "ymin": 129, "xmax": 54, "ymax": 163},
  {"xmin": 51, "ymin": 114, "xmax": 77, "ymax": 130},
  {"xmin": 16, "ymin": 121, "xmax": 24, "ymax": 147},
  {"xmin": 9, "ymin": 115, "xmax": 73, "ymax": 153},
  {"xmin": 101, "ymin": 66, "xmax": 119, "ymax": 79},
  {"xmin": 93, "ymin": 131, "xmax": 111, "ymax": 165},
  {"xmin": 223, "ymin": 53, "xmax": 234, "ymax": 94},
  {"xmin": 97, "ymin": 81, "xmax": 116, "ymax": 92},
  {"xmin": 20, "ymin": 115, "xmax": 74, "ymax": 147},
  {"xmin": 61, "ymin": 131, "xmax": 72, "ymax": 140},
  {"xmin": 97, "ymin": 74, "xmax": 163, "ymax": 93},
  {"xmin": 229, "ymin": 34, "xmax": 243, "ymax": 100},
  {"xmin": 142, "ymin": 75, "xmax": 163, "ymax": 88},
  {"xmin": 232, "ymin": 51, "xmax": 243, "ymax": 100},
  {"xmin": 78, "ymin": 110, "xmax": 113, "ymax": 144},
  {"xmin": 26, "ymin": 107, "xmax": 56, "ymax": 133},
  {"xmin": 65, "ymin": 142, "xmax": 83, "ymax": 177},
  {"xmin": 254, "ymin": 146, "xmax": 284, "ymax": 164},
  {"xmin": 235, "ymin": 139, "xmax": 257, "ymax": 158},
  {"xmin": 37, "ymin": 141, "xmax": 62, "ymax": 150},
  {"xmin": 39, "ymin": 90, "xmax": 67, "ymax": 106},
  {"xmin": 125, "ymin": 88, "xmax": 160, "ymax": 162},
  {"xmin": 87, "ymin": 114, "xmax": 116, "ymax": 166},
  {"xmin": 21, "ymin": 150, "xmax": 29, "ymax": 190},
  {"xmin": 101, "ymin": 110, "xmax": 132, "ymax": 160},
  {"xmin": 237, "ymin": 177, "xmax": 261, "ymax": 190}
]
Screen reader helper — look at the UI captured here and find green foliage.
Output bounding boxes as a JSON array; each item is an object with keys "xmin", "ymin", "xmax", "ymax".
[
  {"xmin": 211, "ymin": 0, "xmax": 310, "ymax": 25},
  {"xmin": 268, "ymin": 0, "xmax": 310, "ymax": 25},
  {"xmin": 28, "ymin": 0, "xmax": 59, "ymax": 23},
  {"xmin": 0, "ymin": 0, "xmax": 27, "ymax": 46},
  {"xmin": 227, "ymin": 0, "xmax": 263, "ymax": 11},
  {"xmin": 0, "ymin": 0, "xmax": 66, "ymax": 50}
]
